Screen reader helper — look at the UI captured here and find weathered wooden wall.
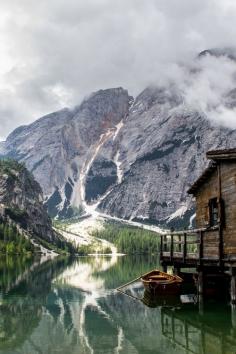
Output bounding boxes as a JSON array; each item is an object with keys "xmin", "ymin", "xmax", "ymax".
[
  {"xmin": 195, "ymin": 169, "xmax": 218, "ymax": 228},
  {"xmin": 195, "ymin": 160, "xmax": 236, "ymax": 258},
  {"xmin": 221, "ymin": 161, "xmax": 236, "ymax": 256},
  {"xmin": 195, "ymin": 169, "xmax": 219, "ymax": 259},
  {"xmin": 202, "ymin": 230, "xmax": 219, "ymax": 259}
]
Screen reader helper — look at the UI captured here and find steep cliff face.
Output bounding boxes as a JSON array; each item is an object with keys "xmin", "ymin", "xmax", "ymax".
[
  {"xmin": 97, "ymin": 86, "xmax": 236, "ymax": 225},
  {"xmin": 1, "ymin": 88, "xmax": 132, "ymax": 218},
  {"xmin": 0, "ymin": 160, "xmax": 64, "ymax": 246}
]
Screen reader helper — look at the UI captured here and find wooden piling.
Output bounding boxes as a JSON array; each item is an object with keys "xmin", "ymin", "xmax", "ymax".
[
  {"xmin": 173, "ymin": 266, "xmax": 181, "ymax": 276},
  {"xmin": 231, "ymin": 304, "xmax": 236, "ymax": 329},
  {"xmin": 198, "ymin": 271, "xmax": 204, "ymax": 295},
  {"xmin": 162, "ymin": 264, "xmax": 167, "ymax": 273},
  {"xmin": 230, "ymin": 268, "xmax": 236, "ymax": 304}
]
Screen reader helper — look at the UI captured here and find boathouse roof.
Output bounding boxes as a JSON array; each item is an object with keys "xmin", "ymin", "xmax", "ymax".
[
  {"xmin": 187, "ymin": 148, "xmax": 236, "ymax": 195},
  {"xmin": 206, "ymin": 148, "xmax": 236, "ymax": 160}
]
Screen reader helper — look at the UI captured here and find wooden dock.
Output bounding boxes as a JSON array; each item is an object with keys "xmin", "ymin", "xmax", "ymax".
[{"xmin": 160, "ymin": 226, "xmax": 221, "ymax": 268}]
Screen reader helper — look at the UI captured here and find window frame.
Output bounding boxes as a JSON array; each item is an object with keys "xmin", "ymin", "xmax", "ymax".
[{"xmin": 208, "ymin": 197, "xmax": 219, "ymax": 227}]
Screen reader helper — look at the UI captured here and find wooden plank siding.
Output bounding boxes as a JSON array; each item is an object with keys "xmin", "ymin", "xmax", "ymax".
[
  {"xmin": 220, "ymin": 162, "xmax": 236, "ymax": 255},
  {"xmin": 194, "ymin": 160, "xmax": 236, "ymax": 259},
  {"xmin": 202, "ymin": 230, "xmax": 219, "ymax": 259},
  {"xmin": 194, "ymin": 170, "xmax": 220, "ymax": 260},
  {"xmin": 195, "ymin": 169, "xmax": 218, "ymax": 228}
]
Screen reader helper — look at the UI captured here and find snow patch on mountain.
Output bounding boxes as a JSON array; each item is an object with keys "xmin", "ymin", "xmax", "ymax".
[
  {"xmin": 167, "ymin": 205, "xmax": 188, "ymax": 222},
  {"xmin": 114, "ymin": 151, "xmax": 123, "ymax": 184}
]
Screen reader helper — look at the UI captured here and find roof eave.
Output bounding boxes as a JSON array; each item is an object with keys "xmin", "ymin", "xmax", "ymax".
[
  {"xmin": 187, "ymin": 163, "xmax": 217, "ymax": 195},
  {"xmin": 207, "ymin": 149, "xmax": 236, "ymax": 160}
]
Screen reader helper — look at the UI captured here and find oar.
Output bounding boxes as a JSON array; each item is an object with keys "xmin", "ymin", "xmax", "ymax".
[
  {"xmin": 117, "ymin": 288, "xmax": 143, "ymax": 302},
  {"xmin": 116, "ymin": 275, "xmax": 141, "ymax": 291}
]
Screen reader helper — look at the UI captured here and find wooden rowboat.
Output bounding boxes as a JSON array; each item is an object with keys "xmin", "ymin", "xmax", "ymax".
[{"xmin": 140, "ymin": 269, "xmax": 183, "ymax": 295}]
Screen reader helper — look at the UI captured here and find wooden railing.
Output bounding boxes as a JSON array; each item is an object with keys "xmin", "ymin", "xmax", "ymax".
[{"xmin": 160, "ymin": 228, "xmax": 210, "ymax": 264}]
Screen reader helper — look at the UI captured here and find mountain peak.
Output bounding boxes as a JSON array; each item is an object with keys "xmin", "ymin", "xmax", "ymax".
[{"xmin": 198, "ymin": 47, "xmax": 236, "ymax": 61}]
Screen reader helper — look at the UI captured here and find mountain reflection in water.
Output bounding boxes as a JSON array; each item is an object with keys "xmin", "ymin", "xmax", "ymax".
[{"xmin": 0, "ymin": 255, "xmax": 235, "ymax": 354}]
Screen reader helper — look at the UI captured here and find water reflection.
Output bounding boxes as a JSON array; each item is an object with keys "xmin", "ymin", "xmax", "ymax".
[
  {"xmin": 0, "ymin": 255, "xmax": 34, "ymax": 294},
  {"xmin": 142, "ymin": 290, "xmax": 182, "ymax": 308},
  {"xmin": 0, "ymin": 255, "xmax": 235, "ymax": 353},
  {"xmin": 161, "ymin": 303, "xmax": 236, "ymax": 354},
  {"xmin": 0, "ymin": 255, "xmax": 73, "ymax": 353}
]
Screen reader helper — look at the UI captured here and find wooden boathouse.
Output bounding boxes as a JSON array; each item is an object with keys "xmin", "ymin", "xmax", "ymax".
[{"xmin": 160, "ymin": 148, "xmax": 236, "ymax": 301}]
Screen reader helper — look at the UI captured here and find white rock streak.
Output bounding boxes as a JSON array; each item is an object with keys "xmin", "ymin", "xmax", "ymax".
[
  {"xmin": 72, "ymin": 118, "xmax": 125, "ymax": 214},
  {"xmin": 77, "ymin": 128, "xmax": 115, "ymax": 211},
  {"xmin": 113, "ymin": 120, "xmax": 124, "ymax": 141},
  {"xmin": 167, "ymin": 205, "xmax": 188, "ymax": 222},
  {"xmin": 189, "ymin": 213, "xmax": 196, "ymax": 228},
  {"xmin": 114, "ymin": 150, "xmax": 123, "ymax": 184}
]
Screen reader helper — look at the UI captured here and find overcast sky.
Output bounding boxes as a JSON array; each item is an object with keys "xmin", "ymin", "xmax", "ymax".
[{"xmin": 1, "ymin": 0, "xmax": 236, "ymax": 139}]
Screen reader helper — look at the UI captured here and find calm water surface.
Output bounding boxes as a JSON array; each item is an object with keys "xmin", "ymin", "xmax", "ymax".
[{"xmin": 0, "ymin": 254, "xmax": 235, "ymax": 354}]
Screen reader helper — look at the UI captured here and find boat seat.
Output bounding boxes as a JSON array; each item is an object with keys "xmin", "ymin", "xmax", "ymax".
[{"xmin": 148, "ymin": 275, "xmax": 169, "ymax": 280}]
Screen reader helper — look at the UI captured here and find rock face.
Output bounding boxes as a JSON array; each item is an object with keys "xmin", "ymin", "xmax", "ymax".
[
  {"xmin": 2, "ymin": 51, "xmax": 236, "ymax": 227},
  {"xmin": 1, "ymin": 88, "xmax": 132, "ymax": 219},
  {"xmin": 96, "ymin": 86, "xmax": 236, "ymax": 226},
  {"xmin": 0, "ymin": 160, "xmax": 62, "ymax": 244}
]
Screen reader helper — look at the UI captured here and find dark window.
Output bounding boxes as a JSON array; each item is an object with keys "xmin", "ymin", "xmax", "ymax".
[{"xmin": 209, "ymin": 198, "xmax": 218, "ymax": 226}]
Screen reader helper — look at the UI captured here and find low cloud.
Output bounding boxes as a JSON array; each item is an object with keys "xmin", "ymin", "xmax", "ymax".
[
  {"xmin": 179, "ymin": 53, "xmax": 236, "ymax": 128},
  {"xmin": 1, "ymin": 0, "xmax": 236, "ymax": 138}
]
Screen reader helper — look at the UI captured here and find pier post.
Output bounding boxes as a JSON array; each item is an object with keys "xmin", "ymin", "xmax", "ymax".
[
  {"xmin": 198, "ymin": 294, "xmax": 204, "ymax": 315},
  {"xmin": 231, "ymin": 304, "xmax": 236, "ymax": 330},
  {"xmin": 173, "ymin": 266, "xmax": 181, "ymax": 276},
  {"xmin": 198, "ymin": 271, "xmax": 204, "ymax": 295},
  {"xmin": 162, "ymin": 264, "xmax": 167, "ymax": 273},
  {"xmin": 197, "ymin": 270, "xmax": 205, "ymax": 315},
  {"xmin": 160, "ymin": 235, "xmax": 163, "ymax": 258},
  {"xmin": 230, "ymin": 268, "xmax": 236, "ymax": 304}
]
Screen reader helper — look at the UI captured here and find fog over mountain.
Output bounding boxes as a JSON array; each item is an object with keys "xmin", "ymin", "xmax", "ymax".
[{"xmin": 1, "ymin": 0, "xmax": 236, "ymax": 138}]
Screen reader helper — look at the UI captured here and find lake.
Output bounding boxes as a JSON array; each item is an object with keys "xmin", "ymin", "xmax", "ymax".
[{"xmin": 0, "ymin": 254, "xmax": 235, "ymax": 354}]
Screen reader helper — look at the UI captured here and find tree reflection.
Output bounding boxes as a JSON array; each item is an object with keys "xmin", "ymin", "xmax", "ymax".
[{"xmin": 0, "ymin": 256, "xmax": 72, "ymax": 352}]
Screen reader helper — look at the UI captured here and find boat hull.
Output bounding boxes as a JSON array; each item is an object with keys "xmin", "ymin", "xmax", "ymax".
[{"xmin": 141, "ymin": 270, "xmax": 183, "ymax": 295}]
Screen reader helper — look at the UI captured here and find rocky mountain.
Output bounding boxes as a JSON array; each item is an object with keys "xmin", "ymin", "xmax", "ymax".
[
  {"xmin": 0, "ymin": 159, "xmax": 70, "ymax": 251},
  {"xmin": 0, "ymin": 88, "xmax": 132, "ymax": 219},
  {"xmin": 1, "ymin": 50, "xmax": 236, "ymax": 228},
  {"xmin": 94, "ymin": 86, "xmax": 236, "ymax": 227}
]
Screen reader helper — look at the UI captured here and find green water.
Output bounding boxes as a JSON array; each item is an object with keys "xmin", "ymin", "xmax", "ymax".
[{"xmin": 0, "ymin": 254, "xmax": 235, "ymax": 354}]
